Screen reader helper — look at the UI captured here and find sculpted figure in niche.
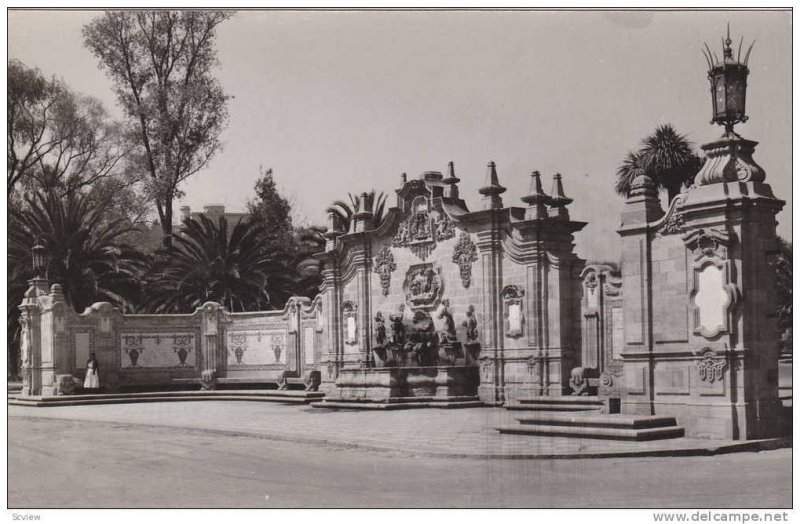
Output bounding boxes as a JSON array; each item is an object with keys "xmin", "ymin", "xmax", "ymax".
[
  {"xmin": 374, "ymin": 311, "xmax": 387, "ymax": 346},
  {"xmin": 437, "ymin": 300, "xmax": 457, "ymax": 344},
  {"xmin": 463, "ymin": 305, "xmax": 479, "ymax": 342}
]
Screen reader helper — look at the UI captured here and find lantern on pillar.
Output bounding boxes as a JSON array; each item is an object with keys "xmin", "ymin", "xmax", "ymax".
[
  {"xmin": 702, "ymin": 24, "xmax": 754, "ymax": 135},
  {"xmin": 31, "ymin": 239, "xmax": 47, "ymax": 278}
]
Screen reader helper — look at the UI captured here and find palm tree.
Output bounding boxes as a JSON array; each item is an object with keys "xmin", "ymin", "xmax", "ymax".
[
  {"xmin": 9, "ymin": 188, "xmax": 146, "ymax": 312},
  {"xmin": 615, "ymin": 124, "xmax": 704, "ymax": 202},
  {"xmin": 293, "ymin": 225, "xmax": 326, "ymax": 299},
  {"xmin": 8, "ymin": 188, "xmax": 146, "ymax": 378},
  {"xmin": 326, "ymin": 190, "xmax": 388, "ymax": 233},
  {"xmin": 141, "ymin": 215, "xmax": 295, "ymax": 313},
  {"xmin": 614, "ymin": 152, "xmax": 647, "ymax": 198}
]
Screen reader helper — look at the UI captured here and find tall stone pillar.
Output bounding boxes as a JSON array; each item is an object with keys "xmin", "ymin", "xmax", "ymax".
[
  {"xmin": 18, "ymin": 286, "xmax": 42, "ymax": 397},
  {"xmin": 618, "ymin": 176, "xmax": 664, "ymax": 416},
  {"xmin": 677, "ymin": 131, "xmax": 785, "ymax": 439},
  {"xmin": 475, "ymin": 226, "xmax": 504, "ymax": 404}
]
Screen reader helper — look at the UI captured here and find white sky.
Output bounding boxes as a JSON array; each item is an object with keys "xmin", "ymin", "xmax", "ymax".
[{"xmin": 8, "ymin": 9, "xmax": 792, "ymax": 262}]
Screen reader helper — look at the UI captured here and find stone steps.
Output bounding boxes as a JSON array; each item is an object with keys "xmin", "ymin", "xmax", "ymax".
[
  {"xmin": 8, "ymin": 389, "xmax": 324, "ymax": 407},
  {"xmin": 497, "ymin": 412, "xmax": 685, "ymax": 441},
  {"xmin": 496, "ymin": 423, "xmax": 686, "ymax": 441},
  {"xmin": 506, "ymin": 396, "xmax": 605, "ymax": 412},
  {"xmin": 515, "ymin": 412, "xmax": 679, "ymax": 429},
  {"xmin": 312, "ymin": 396, "xmax": 483, "ymax": 410}
]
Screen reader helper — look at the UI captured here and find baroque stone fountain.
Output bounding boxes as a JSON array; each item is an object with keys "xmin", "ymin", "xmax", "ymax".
[{"xmin": 324, "ymin": 300, "xmax": 482, "ymax": 408}]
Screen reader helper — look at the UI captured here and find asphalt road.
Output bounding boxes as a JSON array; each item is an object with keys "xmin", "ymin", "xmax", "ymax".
[{"xmin": 8, "ymin": 416, "xmax": 791, "ymax": 509}]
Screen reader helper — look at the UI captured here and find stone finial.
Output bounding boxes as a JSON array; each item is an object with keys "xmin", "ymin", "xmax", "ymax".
[
  {"xmin": 521, "ymin": 170, "xmax": 551, "ymax": 219},
  {"xmin": 401, "ymin": 172, "xmax": 408, "ymax": 183},
  {"xmin": 620, "ymin": 173, "xmax": 664, "ymax": 227},
  {"xmin": 352, "ymin": 192, "xmax": 375, "ymax": 233},
  {"xmin": 478, "ymin": 161, "xmax": 506, "ymax": 210},
  {"xmin": 443, "ymin": 161, "xmax": 461, "ymax": 199},
  {"xmin": 50, "ymin": 283, "xmax": 65, "ymax": 303},
  {"xmin": 548, "ymin": 173, "xmax": 573, "ymax": 219},
  {"xmin": 628, "ymin": 174, "xmax": 658, "ymax": 199}
]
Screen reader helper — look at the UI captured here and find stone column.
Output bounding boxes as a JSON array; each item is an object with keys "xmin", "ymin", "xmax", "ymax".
[{"xmin": 475, "ymin": 226, "xmax": 503, "ymax": 404}]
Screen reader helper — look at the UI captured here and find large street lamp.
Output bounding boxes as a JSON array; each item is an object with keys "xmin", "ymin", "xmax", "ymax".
[{"xmin": 702, "ymin": 24, "xmax": 755, "ymax": 136}]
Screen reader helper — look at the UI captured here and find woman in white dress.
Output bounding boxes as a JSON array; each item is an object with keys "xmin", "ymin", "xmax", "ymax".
[{"xmin": 84, "ymin": 353, "xmax": 100, "ymax": 391}]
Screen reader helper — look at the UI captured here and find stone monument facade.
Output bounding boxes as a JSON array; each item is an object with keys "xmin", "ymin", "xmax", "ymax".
[{"xmin": 316, "ymin": 164, "xmax": 586, "ymax": 405}]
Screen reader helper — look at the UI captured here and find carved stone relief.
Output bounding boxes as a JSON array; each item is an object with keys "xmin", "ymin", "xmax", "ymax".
[
  {"xmin": 392, "ymin": 196, "xmax": 457, "ymax": 260},
  {"xmin": 403, "ymin": 263, "xmax": 443, "ymax": 310},
  {"xmin": 373, "ymin": 246, "xmax": 397, "ymax": 296},
  {"xmin": 452, "ymin": 232, "xmax": 478, "ymax": 288},
  {"xmin": 696, "ymin": 349, "xmax": 728, "ymax": 383}
]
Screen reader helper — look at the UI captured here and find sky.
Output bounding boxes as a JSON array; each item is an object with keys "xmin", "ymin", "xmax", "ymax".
[{"xmin": 8, "ymin": 9, "xmax": 792, "ymax": 262}]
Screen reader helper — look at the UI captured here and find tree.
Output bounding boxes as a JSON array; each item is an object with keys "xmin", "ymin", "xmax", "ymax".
[
  {"xmin": 775, "ymin": 237, "xmax": 792, "ymax": 359},
  {"xmin": 247, "ymin": 167, "xmax": 294, "ymax": 248},
  {"xmin": 83, "ymin": 10, "xmax": 234, "ymax": 247},
  {"xmin": 141, "ymin": 215, "xmax": 295, "ymax": 313},
  {"xmin": 7, "ymin": 59, "xmax": 127, "ymax": 199},
  {"xmin": 293, "ymin": 225, "xmax": 326, "ymax": 299},
  {"xmin": 615, "ymin": 124, "xmax": 703, "ymax": 202},
  {"xmin": 8, "ymin": 187, "xmax": 147, "ymax": 378},
  {"xmin": 326, "ymin": 190, "xmax": 388, "ymax": 233}
]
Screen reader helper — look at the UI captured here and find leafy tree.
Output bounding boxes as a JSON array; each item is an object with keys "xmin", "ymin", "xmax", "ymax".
[
  {"xmin": 247, "ymin": 167, "xmax": 294, "ymax": 248},
  {"xmin": 83, "ymin": 10, "xmax": 234, "ymax": 247},
  {"xmin": 326, "ymin": 190, "xmax": 388, "ymax": 233},
  {"xmin": 141, "ymin": 215, "xmax": 295, "ymax": 313},
  {"xmin": 7, "ymin": 59, "xmax": 126, "ymax": 199},
  {"xmin": 615, "ymin": 124, "xmax": 703, "ymax": 202},
  {"xmin": 8, "ymin": 188, "xmax": 146, "ymax": 378}
]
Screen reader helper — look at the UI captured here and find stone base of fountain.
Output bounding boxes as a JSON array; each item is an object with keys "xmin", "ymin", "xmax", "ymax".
[{"xmin": 316, "ymin": 365, "xmax": 481, "ymax": 409}]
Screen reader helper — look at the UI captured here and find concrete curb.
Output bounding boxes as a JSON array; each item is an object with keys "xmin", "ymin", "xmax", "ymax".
[{"xmin": 9, "ymin": 413, "xmax": 791, "ymax": 461}]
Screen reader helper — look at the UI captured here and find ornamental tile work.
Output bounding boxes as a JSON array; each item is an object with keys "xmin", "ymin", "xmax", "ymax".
[
  {"xmin": 226, "ymin": 329, "xmax": 287, "ymax": 367},
  {"xmin": 120, "ymin": 331, "xmax": 197, "ymax": 368}
]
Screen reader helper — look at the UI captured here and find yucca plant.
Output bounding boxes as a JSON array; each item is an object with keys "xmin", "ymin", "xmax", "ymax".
[{"xmin": 615, "ymin": 124, "xmax": 704, "ymax": 202}]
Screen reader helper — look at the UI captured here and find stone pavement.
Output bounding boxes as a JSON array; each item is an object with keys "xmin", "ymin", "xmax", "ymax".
[{"xmin": 7, "ymin": 401, "xmax": 789, "ymax": 459}]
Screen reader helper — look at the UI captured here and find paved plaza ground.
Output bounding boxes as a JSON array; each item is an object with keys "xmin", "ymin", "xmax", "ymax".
[{"xmin": 8, "ymin": 401, "xmax": 792, "ymax": 508}]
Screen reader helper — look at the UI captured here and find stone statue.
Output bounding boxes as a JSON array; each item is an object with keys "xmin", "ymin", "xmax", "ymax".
[
  {"xmin": 437, "ymin": 300, "xmax": 457, "ymax": 344},
  {"xmin": 374, "ymin": 311, "xmax": 387, "ymax": 346},
  {"xmin": 389, "ymin": 306, "xmax": 406, "ymax": 345},
  {"xmin": 462, "ymin": 305, "xmax": 479, "ymax": 342}
]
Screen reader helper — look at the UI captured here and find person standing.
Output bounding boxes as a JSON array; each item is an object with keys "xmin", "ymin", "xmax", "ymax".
[{"xmin": 84, "ymin": 353, "xmax": 100, "ymax": 392}]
